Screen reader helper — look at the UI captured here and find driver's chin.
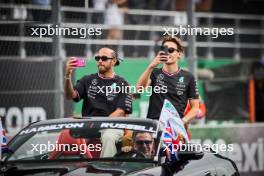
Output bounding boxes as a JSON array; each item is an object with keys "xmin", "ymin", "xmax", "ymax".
[
  {"xmin": 143, "ymin": 149, "xmax": 150, "ymax": 155},
  {"xmin": 144, "ymin": 152, "xmax": 151, "ymax": 158},
  {"xmin": 164, "ymin": 58, "xmax": 176, "ymax": 65},
  {"xmin": 98, "ymin": 66, "xmax": 107, "ymax": 74}
]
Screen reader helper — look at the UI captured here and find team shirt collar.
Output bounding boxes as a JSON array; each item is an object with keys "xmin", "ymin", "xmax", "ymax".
[
  {"xmin": 162, "ymin": 67, "xmax": 181, "ymax": 76},
  {"xmin": 97, "ymin": 72, "xmax": 116, "ymax": 79}
]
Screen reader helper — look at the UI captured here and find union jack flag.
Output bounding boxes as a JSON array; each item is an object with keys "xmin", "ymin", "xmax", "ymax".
[
  {"xmin": 0, "ymin": 118, "xmax": 8, "ymax": 158},
  {"xmin": 159, "ymin": 100, "xmax": 189, "ymax": 162},
  {"xmin": 163, "ymin": 127, "xmax": 173, "ymax": 144},
  {"xmin": 1, "ymin": 130, "xmax": 8, "ymax": 150}
]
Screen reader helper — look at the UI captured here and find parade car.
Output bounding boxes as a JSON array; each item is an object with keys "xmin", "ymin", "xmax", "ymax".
[{"xmin": 0, "ymin": 117, "xmax": 239, "ymax": 176}]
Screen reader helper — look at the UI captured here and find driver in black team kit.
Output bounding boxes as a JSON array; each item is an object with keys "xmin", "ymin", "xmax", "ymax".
[
  {"xmin": 64, "ymin": 47, "xmax": 132, "ymax": 157},
  {"xmin": 137, "ymin": 36, "xmax": 199, "ymax": 128}
]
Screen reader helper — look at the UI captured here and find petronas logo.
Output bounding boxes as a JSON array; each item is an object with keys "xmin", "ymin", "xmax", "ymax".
[
  {"xmin": 111, "ymin": 83, "xmax": 117, "ymax": 88},
  {"xmin": 179, "ymin": 77, "xmax": 184, "ymax": 83}
]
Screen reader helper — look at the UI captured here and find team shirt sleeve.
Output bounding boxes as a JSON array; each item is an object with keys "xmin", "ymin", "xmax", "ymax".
[
  {"xmin": 187, "ymin": 75, "xmax": 199, "ymax": 99},
  {"xmin": 149, "ymin": 68, "xmax": 158, "ymax": 86},
  {"xmin": 116, "ymin": 80, "xmax": 133, "ymax": 114},
  {"xmin": 73, "ymin": 76, "xmax": 87, "ymax": 102}
]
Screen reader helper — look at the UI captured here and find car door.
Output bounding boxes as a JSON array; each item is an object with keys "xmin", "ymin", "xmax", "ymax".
[{"xmin": 173, "ymin": 158, "xmax": 217, "ymax": 176}]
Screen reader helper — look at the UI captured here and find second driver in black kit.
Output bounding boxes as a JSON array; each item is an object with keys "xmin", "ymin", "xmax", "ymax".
[{"xmin": 137, "ymin": 36, "xmax": 199, "ymax": 130}]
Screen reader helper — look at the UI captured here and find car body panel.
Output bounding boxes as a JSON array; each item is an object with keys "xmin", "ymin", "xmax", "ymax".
[{"xmin": 1, "ymin": 117, "xmax": 239, "ymax": 176}]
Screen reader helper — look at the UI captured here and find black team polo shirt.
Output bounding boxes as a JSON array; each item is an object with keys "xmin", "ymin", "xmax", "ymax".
[
  {"xmin": 73, "ymin": 73, "xmax": 133, "ymax": 116},
  {"xmin": 147, "ymin": 68, "xmax": 199, "ymax": 120}
]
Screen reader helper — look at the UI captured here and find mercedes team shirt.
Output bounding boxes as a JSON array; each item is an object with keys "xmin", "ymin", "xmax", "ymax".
[
  {"xmin": 147, "ymin": 68, "xmax": 199, "ymax": 120},
  {"xmin": 73, "ymin": 73, "xmax": 133, "ymax": 116}
]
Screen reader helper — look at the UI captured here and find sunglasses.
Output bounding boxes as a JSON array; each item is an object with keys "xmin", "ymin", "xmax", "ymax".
[
  {"xmin": 95, "ymin": 56, "xmax": 113, "ymax": 62},
  {"xmin": 136, "ymin": 140, "xmax": 153, "ymax": 145},
  {"xmin": 160, "ymin": 45, "xmax": 179, "ymax": 54}
]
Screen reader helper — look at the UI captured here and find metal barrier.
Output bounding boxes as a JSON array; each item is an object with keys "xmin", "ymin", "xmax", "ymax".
[
  {"xmin": 0, "ymin": 2, "xmax": 263, "ymax": 121},
  {"xmin": 0, "ymin": 3, "xmax": 264, "ymax": 60}
]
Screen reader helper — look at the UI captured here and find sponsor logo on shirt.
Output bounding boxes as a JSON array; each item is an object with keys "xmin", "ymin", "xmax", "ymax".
[
  {"xmin": 175, "ymin": 76, "xmax": 186, "ymax": 91},
  {"xmin": 177, "ymin": 91, "xmax": 183, "ymax": 95},
  {"xmin": 92, "ymin": 79, "xmax": 97, "ymax": 85},
  {"xmin": 111, "ymin": 82, "xmax": 117, "ymax": 88},
  {"xmin": 157, "ymin": 74, "xmax": 165, "ymax": 84},
  {"xmin": 179, "ymin": 76, "xmax": 184, "ymax": 83}
]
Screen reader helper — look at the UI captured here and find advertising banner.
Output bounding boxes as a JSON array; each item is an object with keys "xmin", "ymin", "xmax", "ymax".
[
  {"xmin": 0, "ymin": 59, "xmax": 72, "ymax": 135},
  {"xmin": 190, "ymin": 123, "xmax": 264, "ymax": 176}
]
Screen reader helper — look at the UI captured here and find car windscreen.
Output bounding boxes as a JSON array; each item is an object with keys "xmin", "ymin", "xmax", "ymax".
[{"xmin": 6, "ymin": 121, "xmax": 158, "ymax": 161}]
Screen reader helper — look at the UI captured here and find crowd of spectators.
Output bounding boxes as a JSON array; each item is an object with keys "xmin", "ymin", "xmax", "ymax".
[
  {"xmin": 0, "ymin": 0, "xmax": 263, "ymax": 55},
  {"xmin": 1, "ymin": 0, "xmax": 264, "ymax": 15}
]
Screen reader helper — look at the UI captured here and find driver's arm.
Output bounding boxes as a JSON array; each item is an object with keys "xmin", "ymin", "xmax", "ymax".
[
  {"xmin": 182, "ymin": 99, "xmax": 199, "ymax": 125},
  {"xmin": 109, "ymin": 108, "xmax": 126, "ymax": 117},
  {"xmin": 64, "ymin": 57, "xmax": 78, "ymax": 99}
]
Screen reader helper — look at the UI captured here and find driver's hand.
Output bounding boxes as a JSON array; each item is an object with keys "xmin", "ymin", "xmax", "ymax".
[
  {"xmin": 122, "ymin": 130, "xmax": 133, "ymax": 147},
  {"xmin": 149, "ymin": 52, "xmax": 164, "ymax": 69},
  {"xmin": 178, "ymin": 133, "xmax": 187, "ymax": 143},
  {"xmin": 66, "ymin": 57, "xmax": 77, "ymax": 76},
  {"xmin": 121, "ymin": 146, "xmax": 133, "ymax": 153}
]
